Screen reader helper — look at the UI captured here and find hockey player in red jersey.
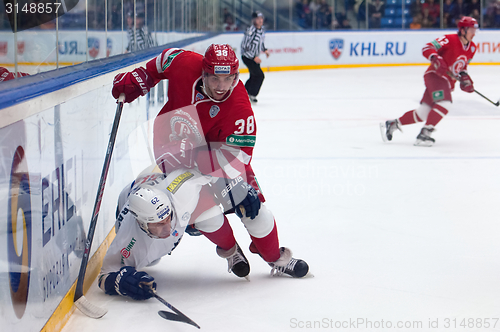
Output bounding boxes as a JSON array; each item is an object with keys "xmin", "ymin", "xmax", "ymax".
[
  {"xmin": 381, "ymin": 16, "xmax": 478, "ymax": 146},
  {"xmin": 112, "ymin": 44, "xmax": 309, "ymax": 278},
  {"xmin": 0, "ymin": 67, "xmax": 30, "ymax": 82}
]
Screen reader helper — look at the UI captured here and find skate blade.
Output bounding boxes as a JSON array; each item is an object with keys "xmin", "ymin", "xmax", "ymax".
[
  {"xmin": 379, "ymin": 122, "xmax": 388, "ymax": 142},
  {"xmin": 414, "ymin": 140, "xmax": 434, "ymax": 147}
]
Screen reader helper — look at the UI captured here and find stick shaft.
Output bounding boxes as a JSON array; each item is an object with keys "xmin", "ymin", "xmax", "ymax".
[
  {"xmin": 74, "ymin": 98, "xmax": 125, "ymax": 301},
  {"xmin": 474, "ymin": 89, "xmax": 500, "ymax": 106}
]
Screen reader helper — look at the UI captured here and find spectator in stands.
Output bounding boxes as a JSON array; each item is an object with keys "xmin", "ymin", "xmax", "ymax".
[
  {"xmin": 410, "ymin": 13, "xmax": 423, "ymax": 29},
  {"xmin": 295, "ymin": 0, "xmax": 310, "ymax": 28},
  {"xmin": 368, "ymin": 0, "xmax": 385, "ymax": 28},
  {"xmin": 421, "ymin": 0, "xmax": 440, "ymax": 27},
  {"xmin": 410, "ymin": 0, "xmax": 423, "ymax": 18},
  {"xmin": 467, "ymin": 0, "xmax": 481, "ymax": 20},
  {"xmin": 336, "ymin": 10, "xmax": 353, "ymax": 29},
  {"xmin": 485, "ymin": 0, "xmax": 500, "ymax": 27},
  {"xmin": 310, "ymin": 0, "xmax": 321, "ymax": 13},
  {"xmin": 354, "ymin": 0, "xmax": 367, "ymax": 24},
  {"xmin": 451, "ymin": 0, "xmax": 468, "ymax": 24},
  {"xmin": 317, "ymin": 0, "xmax": 333, "ymax": 28},
  {"xmin": 442, "ymin": 0, "xmax": 456, "ymax": 27},
  {"xmin": 223, "ymin": 15, "xmax": 238, "ymax": 31},
  {"xmin": 421, "ymin": 7, "xmax": 436, "ymax": 27},
  {"xmin": 223, "ymin": 8, "xmax": 232, "ymax": 23},
  {"xmin": 303, "ymin": 0, "xmax": 313, "ymax": 27},
  {"xmin": 109, "ymin": 3, "xmax": 123, "ymax": 30}
]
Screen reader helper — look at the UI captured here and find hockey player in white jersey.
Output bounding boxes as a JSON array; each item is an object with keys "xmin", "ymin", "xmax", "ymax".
[
  {"xmin": 97, "ymin": 168, "xmax": 246, "ymax": 300},
  {"xmin": 98, "ymin": 167, "xmax": 309, "ymax": 301}
]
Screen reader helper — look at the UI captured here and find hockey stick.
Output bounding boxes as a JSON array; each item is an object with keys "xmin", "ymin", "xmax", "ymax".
[
  {"xmin": 473, "ymin": 89, "xmax": 500, "ymax": 107},
  {"xmin": 74, "ymin": 94, "xmax": 125, "ymax": 318},
  {"xmin": 448, "ymin": 71, "xmax": 499, "ymax": 107},
  {"xmin": 148, "ymin": 290, "xmax": 200, "ymax": 329}
]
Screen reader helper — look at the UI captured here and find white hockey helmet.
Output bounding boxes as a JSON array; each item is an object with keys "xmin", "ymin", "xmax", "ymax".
[{"xmin": 128, "ymin": 185, "xmax": 173, "ymax": 239}]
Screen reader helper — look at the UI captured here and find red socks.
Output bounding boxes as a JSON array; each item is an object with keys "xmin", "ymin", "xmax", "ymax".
[
  {"xmin": 200, "ymin": 216, "xmax": 236, "ymax": 251},
  {"xmin": 399, "ymin": 110, "xmax": 422, "ymax": 125},
  {"xmin": 248, "ymin": 222, "xmax": 280, "ymax": 263}
]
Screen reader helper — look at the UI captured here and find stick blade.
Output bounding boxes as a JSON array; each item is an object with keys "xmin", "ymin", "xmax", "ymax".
[
  {"xmin": 158, "ymin": 311, "xmax": 200, "ymax": 329},
  {"xmin": 74, "ymin": 296, "xmax": 108, "ymax": 319}
]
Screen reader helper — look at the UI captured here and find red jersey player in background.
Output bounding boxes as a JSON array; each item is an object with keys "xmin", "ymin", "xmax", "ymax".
[
  {"xmin": 112, "ymin": 44, "xmax": 309, "ymax": 278},
  {"xmin": 0, "ymin": 67, "xmax": 29, "ymax": 82},
  {"xmin": 381, "ymin": 16, "xmax": 478, "ymax": 146}
]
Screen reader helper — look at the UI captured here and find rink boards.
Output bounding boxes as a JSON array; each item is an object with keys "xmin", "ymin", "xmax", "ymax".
[{"xmin": 0, "ymin": 30, "xmax": 499, "ymax": 332}]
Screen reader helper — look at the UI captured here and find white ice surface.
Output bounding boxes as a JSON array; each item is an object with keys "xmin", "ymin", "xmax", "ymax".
[{"xmin": 62, "ymin": 66, "xmax": 500, "ymax": 332}]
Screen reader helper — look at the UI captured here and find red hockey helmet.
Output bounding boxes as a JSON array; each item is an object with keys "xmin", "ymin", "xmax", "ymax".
[
  {"xmin": 202, "ymin": 44, "xmax": 239, "ymax": 76},
  {"xmin": 457, "ymin": 16, "xmax": 478, "ymax": 29}
]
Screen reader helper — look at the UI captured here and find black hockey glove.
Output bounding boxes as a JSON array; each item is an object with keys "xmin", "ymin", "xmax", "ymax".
[
  {"xmin": 210, "ymin": 177, "xmax": 261, "ymax": 219},
  {"xmin": 114, "ymin": 266, "xmax": 156, "ymax": 300},
  {"xmin": 235, "ymin": 183, "xmax": 261, "ymax": 220}
]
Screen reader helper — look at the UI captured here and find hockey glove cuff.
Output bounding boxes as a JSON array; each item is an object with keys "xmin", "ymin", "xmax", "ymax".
[
  {"xmin": 235, "ymin": 183, "xmax": 261, "ymax": 220},
  {"xmin": 114, "ymin": 266, "xmax": 156, "ymax": 300},
  {"xmin": 98, "ymin": 272, "xmax": 119, "ymax": 296},
  {"xmin": 112, "ymin": 67, "xmax": 153, "ymax": 103},
  {"xmin": 459, "ymin": 71, "xmax": 474, "ymax": 93}
]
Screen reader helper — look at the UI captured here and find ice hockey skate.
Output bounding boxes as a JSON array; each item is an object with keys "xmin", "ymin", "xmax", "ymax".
[
  {"xmin": 217, "ymin": 243, "xmax": 250, "ymax": 279},
  {"xmin": 268, "ymin": 247, "xmax": 309, "ymax": 278},
  {"xmin": 414, "ymin": 126, "xmax": 435, "ymax": 146},
  {"xmin": 249, "ymin": 95, "xmax": 258, "ymax": 104},
  {"xmin": 380, "ymin": 119, "xmax": 402, "ymax": 142}
]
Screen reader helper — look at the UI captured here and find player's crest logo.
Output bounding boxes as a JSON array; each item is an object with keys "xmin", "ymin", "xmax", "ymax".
[
  {"xmin": 209, "ymin": 105, "xmax": 220, "ymax": 118},
  {"xmin": 451, "ymin": 55, "xmax": 468, "ymax": 76},
  {"xmin": 329, "ymin": 39, "xmax": 344, "ymax": 60},
  {"xmin": 88, "ymin": 37, "xmax": 100, "ymax": 58}
]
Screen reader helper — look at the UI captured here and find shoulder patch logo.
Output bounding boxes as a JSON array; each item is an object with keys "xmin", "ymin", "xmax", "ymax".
[
  {"xmin": 167, "ymin": 171, "xmax": 195, "ymax": 194},
  {"xmin": 195, "ymin": 92, "xmax": 205, "ymax": 101},
  {"xmin": 162, "ymin": 50, "xmax": 183, "ymax": 71},
  {"xmin": 226, "ymin": 134, "xmax": 256, "ymax": 147},
  {"xmin": 209, "ymin": 105, "xmax": 220, "ymax": 118}
]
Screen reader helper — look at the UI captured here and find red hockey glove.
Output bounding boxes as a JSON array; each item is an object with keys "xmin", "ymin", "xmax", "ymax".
[
  {"xmin": 430, "ymin": 55, "xmax": 448, "ymax": 77},
  {"xmin": 156, "ymin": 138, "xmax": 195, "ymax": 173},
  {"xmin": 459, "ymin": 71, "xmax": 474, "ymax": 93},
  {"xmin": 112, "ymin": 67, "xmax": 153, "ymax": 103}
]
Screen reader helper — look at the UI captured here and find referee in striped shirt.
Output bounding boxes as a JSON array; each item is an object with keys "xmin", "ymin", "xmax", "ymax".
[{"xmin": 241, "ymin": 11, "xmax": 270, "ymax": 104}]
